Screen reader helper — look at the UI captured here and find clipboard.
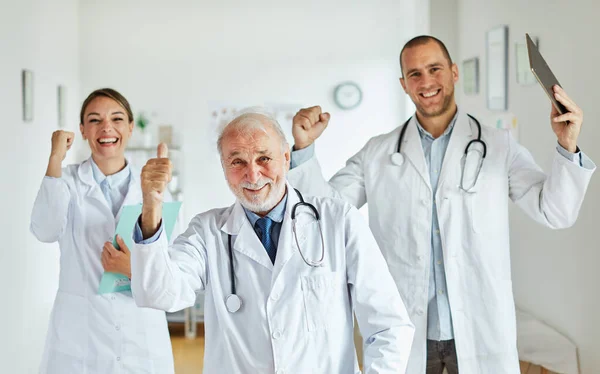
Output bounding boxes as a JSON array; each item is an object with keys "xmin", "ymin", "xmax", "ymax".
[
  {"xmin": 97, "ymin": 201, "xmax": 182, "ymax": 294},
  {"xmin": 526, "ymin": 33, "xmax": 567, "ymax": 114}
]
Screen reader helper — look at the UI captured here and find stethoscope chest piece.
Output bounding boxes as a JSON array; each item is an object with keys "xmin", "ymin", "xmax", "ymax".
[
  {"xmin": 225, "ymin": 294, "xmax": 242, "ymax": 313},
  {"xmin": 391, "ymin": 152, "xmax": 404, "ymax": 166}
]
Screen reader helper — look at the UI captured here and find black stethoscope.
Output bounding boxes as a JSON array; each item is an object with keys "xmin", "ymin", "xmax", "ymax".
[
  {"xmin": 390, "ymin": 114, "xmax": 487, "ymax": 192},
  {"xmin": 224, "ymin": 188, "xmax": 325, "ymax": 313}
]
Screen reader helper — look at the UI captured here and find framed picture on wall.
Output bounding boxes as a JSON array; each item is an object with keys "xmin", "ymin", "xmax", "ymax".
[
  {"xmin": 58, "ymin": 85, "xmax": 67, "ymax": 128},
  {"xmin": 22, "ymin": 69, "xmax": 34, "ymax": 122},
  {"xmin": 462, "ymin": 57, "xmax": 479, "ymax": 95},
  {"xmin": 486, "ymin": 25, "xmax": 509, "ymax": 111},
  {"xmin": 515, "ymin": 36, "xmax": 538, "ymax": 85}
]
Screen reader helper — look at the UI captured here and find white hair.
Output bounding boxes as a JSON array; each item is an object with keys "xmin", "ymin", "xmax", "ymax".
[{"xmin": 216, "ymin": 106, "xmax": 289, "ymax": 158}]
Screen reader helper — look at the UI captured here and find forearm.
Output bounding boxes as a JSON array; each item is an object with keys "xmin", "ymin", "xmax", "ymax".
[
  {"xmin": 131, "ymin": 227, "xmax": 206, "ymax": 312},
  {"xmin": 30, "ymin": 176, "xmax": 70, "ymax": 242},
  {"xmin": 45, "ymin": 155, "xmax": 63, "ymax": 178}
]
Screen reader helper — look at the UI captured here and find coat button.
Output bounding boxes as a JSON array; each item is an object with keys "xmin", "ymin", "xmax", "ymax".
[
  {"xmin": 417, "ymin": 308, "xmax": 424, "ymax": 316},
  {"xmin": 270, "ymin": 292, "xmax": 280, "ymax": 301},
  {"xmin": 272, "ymin": 330, "xmax": 282, "ymax": 340}
]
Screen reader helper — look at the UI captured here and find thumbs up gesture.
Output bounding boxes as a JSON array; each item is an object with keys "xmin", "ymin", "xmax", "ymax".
[{"xmin": 140, "ymin": 143, "xmax": 172, "ymax": 237}]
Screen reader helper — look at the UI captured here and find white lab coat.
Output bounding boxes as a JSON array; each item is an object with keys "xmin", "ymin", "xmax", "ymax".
[
  {"xmin": 287, "ymin": 110, "xmax": 596, "ymax": 374},
  {"xmin": 30, "ymin": 158, "xmax": 174, "ymax": 374},
  {"xmin": 131, "ymin": 182, "xmax": 415, "ymax": 374}
]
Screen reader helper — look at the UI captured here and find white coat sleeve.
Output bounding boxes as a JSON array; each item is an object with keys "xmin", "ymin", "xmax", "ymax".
[
  {"xmin": 131, "ymin": 216, "xmax": 208, "ymax": 312},
  {"xmin": 344, "ymin": 206, "xmax": 415, "ymax": 373},
  {"xmin": 288, "ymin": 142, "xmax": 371, "ymax": 209},
  {"xmin": 30, "ymin": 176, "xmax": 71, "ymax": 243},
  {"xmin": 507, "ymin": 131, "xmax": 596, "ymax": 228}
]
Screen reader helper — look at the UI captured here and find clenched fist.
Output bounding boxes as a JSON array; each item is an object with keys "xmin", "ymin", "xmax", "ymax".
[
  {"xmin": 292, "ymin": 106, "xmax": 331, "ymax": 150},
  {"xmin": 140, "ymin": 143, "xmax": 172, "ymax": 238},
  {"xmin": 51, "ymin": 130, "xmax": 75, "ymax": 160},
  {"xmin": 45, "ymin": 130, "xmax": 75, "ymax": 177}
]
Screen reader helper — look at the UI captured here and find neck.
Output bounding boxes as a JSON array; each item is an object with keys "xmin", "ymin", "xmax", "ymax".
[
  {"xmin": 92, "ymin": 154, "xmax": 127, "ymax": 176},
  {"xmin": 415, "ymin": 104, "xmax": 458, "ymax": 138}
]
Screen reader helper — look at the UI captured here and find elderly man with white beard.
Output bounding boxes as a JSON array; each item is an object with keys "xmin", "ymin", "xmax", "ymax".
[{"xmin": 129, "ymin": 108, "xmax": 415, "ymax": 374}]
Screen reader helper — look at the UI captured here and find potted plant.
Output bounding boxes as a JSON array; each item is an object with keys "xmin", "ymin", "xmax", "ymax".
[{"xmin": 135, "ymin": 112, "xmax": 152, "ymax": 147}]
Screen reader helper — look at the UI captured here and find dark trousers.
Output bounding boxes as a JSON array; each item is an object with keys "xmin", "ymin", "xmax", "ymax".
[{"xmin": 426, "ymin": 339, "xmax": 459, "ymax": 374}]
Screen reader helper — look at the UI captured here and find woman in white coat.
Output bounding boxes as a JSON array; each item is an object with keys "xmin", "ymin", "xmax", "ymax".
[{"xmin": 30, "ymin": 88, "xmax": 174, "ymax": 373}]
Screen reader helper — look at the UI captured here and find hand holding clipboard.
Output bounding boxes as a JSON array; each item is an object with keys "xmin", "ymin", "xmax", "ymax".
[{"xmin": 527, "ymin": 33, "xmax": 583, "ymax": 153}]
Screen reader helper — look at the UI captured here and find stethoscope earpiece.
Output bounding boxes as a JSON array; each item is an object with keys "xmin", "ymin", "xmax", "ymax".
[{"xmin": 391, "ymin": 153, "xmax": 404, "ymax": 166}]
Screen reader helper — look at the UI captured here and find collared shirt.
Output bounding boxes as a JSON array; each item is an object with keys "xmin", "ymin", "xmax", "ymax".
[
  {"xmin": 90, "ymin": 157, "xmax": 131, "ymax": 217},
  {"xmin": 242, "ymin": 192, "xmax": 288, "ymax": 253},
  {"xmin": 415, "ymin": 111, "xmax": 458, "ymax": 340}
]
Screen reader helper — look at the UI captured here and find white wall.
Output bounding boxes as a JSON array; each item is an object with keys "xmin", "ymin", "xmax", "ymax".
[
  {"xmin": 433, "ymin": 0, "xmax": 599, "ymax": 372},
  {"xmin": 0, "ymin": 0, "xmax": 80, "ymax": 372},
  {"xmin": 78, "ymin": 0, "xmax": 424, "ymax": 223}
]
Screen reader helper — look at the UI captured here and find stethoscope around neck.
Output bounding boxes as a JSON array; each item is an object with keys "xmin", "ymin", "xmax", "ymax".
[
  {"xmin": 224, "ymin": 188, "xmax": 325, "ymax": 313},
  {"xmin": 390, "ymin": 113, "xmax": 487, "ymax": 192}
]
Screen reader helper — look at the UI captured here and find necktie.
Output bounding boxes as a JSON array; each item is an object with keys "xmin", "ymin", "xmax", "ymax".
[{"xmin": 255, "ymin": 217, "xmax": 276, "ymax": 264}]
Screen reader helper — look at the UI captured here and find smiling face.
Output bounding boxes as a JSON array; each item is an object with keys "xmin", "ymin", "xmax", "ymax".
[
  {"xmin": 79, "ymin": 96, "xmax": 134, "ymax": 163},
  {"xmin": 220, "ymin": 116, "xmax": 290, "ymax": 216},
  {"xmin": 399, "ymin": 40, "xmax": 459, "ymax": 119}
]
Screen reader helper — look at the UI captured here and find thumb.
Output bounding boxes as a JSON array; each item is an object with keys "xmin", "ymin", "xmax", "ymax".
[
  {"xmin": 157, "ymin": 143, "xmax": 168, "ymax": 158},
  {"xmin": 319, "ymin": 112, "xmax": 331, "ymax": 123},
  {"xmin": 116, "ymin": 234, "xmax": 130, "ymax": 254}
]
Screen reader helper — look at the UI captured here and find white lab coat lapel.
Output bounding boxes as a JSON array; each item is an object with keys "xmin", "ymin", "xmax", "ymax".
[
  {"xmin": 402, "ymin": 117, "xmax": 432, "ymax": 193},
  {"xmin": 437, "ymin": 110, "xmax": 476, "ymax": 194},
  {"xmin": 116, "ymin": 165, "xmax": 142, "ymax": 222},
  {"xmin": 77, "ymin": 158, "xmax": 113, "ymax": 217},
  {"xmin": 271, "ymin": 183, "xmax": 306, "ymax": 285},
  {"xmin": 220, "ymin": 201, "xmax": 274, "ymax": 271}
]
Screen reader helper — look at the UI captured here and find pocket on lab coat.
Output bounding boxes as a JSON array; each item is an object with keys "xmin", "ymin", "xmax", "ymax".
[{"xmin": 301, "ymin": 272, "xmax": 348, "ymax": 332}]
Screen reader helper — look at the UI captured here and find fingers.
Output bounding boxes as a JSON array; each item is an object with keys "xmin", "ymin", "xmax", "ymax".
[
  {"xmin": 116, "ymin": 234, "xmax": 130, "ymax": 254},
  {"xmin": 319, "ymin": 112, "xmax": 331, "ymax": 126},
  {"xmin": 295, "ymin": 106, "xmax": 322, "ymax": 128},
  {"xmin": 553, "ymin": 85, "xmax": 581, "ymax": 115},
  {"xmin": 157, "ymin": 143, "xmax": 168, "ymax": 159},
  {"xmin": 553, "ymin": 112, "xmax": 578, "ymax": 124},
  {"xmin": 101, "ymin": 249, "xmax": 109, "ymax": 269},
  {"xmin": 104, "ymin": 241, "xmax": 119, "ymax": 257}
]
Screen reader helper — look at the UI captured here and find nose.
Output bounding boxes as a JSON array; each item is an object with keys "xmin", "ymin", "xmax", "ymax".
[
  {"xmin": 422, "ymin": 72, "xmax": 437, "ymax": 88},
  {"xmin": 246, "ymin": 163, "xmax": 262, "ymax": 184},
  {"xmin": 99, "ymin": 119, "xmax": 112, "ymax": 132}
]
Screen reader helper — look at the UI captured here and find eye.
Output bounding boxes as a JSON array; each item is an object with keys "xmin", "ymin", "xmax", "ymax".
[
  {"xmin": 258, "ymin": 156, "xmax": 271, "ymax": 163},
  {"xmin": 89, "ymin": 119, "xmax": 100, "ymax": 123},
  {"xmin": 231, "ymin": 159, "xmax": 244, "ymax": 166},
  {"xmin": 113, "ymin": 117, "xmax": 124, "ymax": 122},
  {"xmin": 409, "ymin": 72, "xmax": 420, "ymax": 78}
]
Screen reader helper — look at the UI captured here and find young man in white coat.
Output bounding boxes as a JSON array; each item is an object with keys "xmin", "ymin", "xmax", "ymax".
[
  {"xmin": 287, "ymin": 36, "xmax": 596, "ymax": 373},
  {"xmin": 130, "ymin": 108, "xmax": 415, "ymax": 373}
]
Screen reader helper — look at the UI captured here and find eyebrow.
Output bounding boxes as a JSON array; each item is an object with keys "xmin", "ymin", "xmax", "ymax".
[
  {"xmin": 86, "ymin": 111, "xmax": 125, "ymax": 117},
  {"xmin": 227, "ymin": 149, "xmax": 270, "ymax": 159},
  {"xmin": 405, "ymin": 62, "xmax": 444, "ymax": 76}
]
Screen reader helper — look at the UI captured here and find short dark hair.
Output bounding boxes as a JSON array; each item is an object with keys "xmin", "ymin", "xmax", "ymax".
[
  {"xmin": 399, "ymin": 35, "xmax": 453, "ymax": 77},
  {"xmin": 80, "ymin": 88, "xmax": 133, "ymax": 125}
]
